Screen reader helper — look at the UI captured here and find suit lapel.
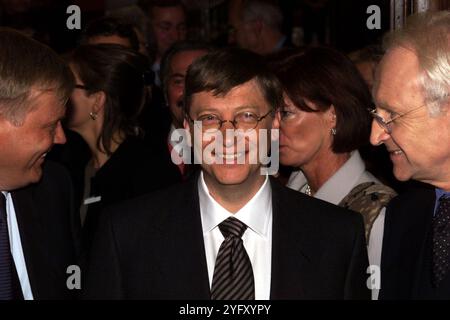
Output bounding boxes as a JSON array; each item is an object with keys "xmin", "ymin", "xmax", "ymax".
[
  {"xmin": 156, "ymin": 175, "xmax": 211, "ymax": 299},
  {"xmin": 11, "ymin": 186, "xmax": 51, "ymax": 299},
  {"xmin": 410, "ymin": 188, "xmax": 436, "ymax": 297},
  {"xmin": 269, "ymin": 178, "xmax": 318, "ymax": 299}
]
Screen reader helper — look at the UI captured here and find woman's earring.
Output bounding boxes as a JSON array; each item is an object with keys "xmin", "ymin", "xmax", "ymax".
[
  {"xmin": 331, "ymin": 128, "xmax": 336, "ymax": 135},
  {"xmin": 89, "ymin": 112, "xmax": 97, "ymax": 120}
]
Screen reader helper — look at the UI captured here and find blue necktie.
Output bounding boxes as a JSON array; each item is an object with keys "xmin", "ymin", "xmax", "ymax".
[{"xmin": 0, "ymin": 193, "xmax": 13, "ymax": 300}]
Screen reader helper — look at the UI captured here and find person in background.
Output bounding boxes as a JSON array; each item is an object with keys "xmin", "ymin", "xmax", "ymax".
[
  {"xmin": 369, "ymin": 11, "xmax": 450, "ymax": 299},
  {"xmin": 67, "ymin": 44, "xmax": 180, "ymax": 256},
  {"xmin": 138, "ymin": 0, "xmax": 187, "ymax": 87},
  {"xmin": 49, "ymin": 16, "xmax": 143, "ymax": 208},
  {"xmin": 348, "ymin": 44, "xmax": 384, "ymax": 92},
  {"xmin": 0, "ymin": 28, "xmax": 79, "ymax": 300},
  {"xmin": 271, "ymin": 47, "xmax": 396, "ymax": 298},
  {"xmin": 229, "ymin": 0, "xmax": 290, "ymax": 55},
  {"xmin": 154, "ymin": 41, "xmax": 214, "ymax": 178},
  {"xmin": 106, "ymin": 4, "xmax": 155, "ymax": 58},
  {"xmin": 80, "ymin": 16, "xmax": 140, "ymax": 51}
]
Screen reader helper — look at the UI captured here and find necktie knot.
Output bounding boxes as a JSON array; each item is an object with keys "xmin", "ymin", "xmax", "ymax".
[
  {"xmin": 434, "ymin": 196, "xmax": 450, "ymax": 227},
  {"xmin": 218, "ymin": 217, "xmax": 247, "ymax": 239}
]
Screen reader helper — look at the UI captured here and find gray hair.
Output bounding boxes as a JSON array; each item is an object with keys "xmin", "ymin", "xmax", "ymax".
[
  {"xmin": 383, "ymin": 11, "xmax": 450, "ymax": 115},
  {"xmin": 0, "ymin": 28, "xmax": 74, "ymax": 126},
  {"xmin": 241, "ymin": 0, "xmax": 283, "ymax": 32}
]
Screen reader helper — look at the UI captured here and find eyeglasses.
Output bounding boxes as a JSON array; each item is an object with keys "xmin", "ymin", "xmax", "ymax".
[
  {"xmin": 188, "ymin": 110, "xmax": 273, "ymax": 131},
  {"xmin": 369, "ymin": 95, "xmax": 450, "ymax": 134},
  {"xmin": 368, "ymin": 104, "xmax": 424, "ymax": 134}
]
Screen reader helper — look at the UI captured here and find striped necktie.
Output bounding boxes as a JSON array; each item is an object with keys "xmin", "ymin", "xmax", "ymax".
[
  {"xmin": 0, "ymin": 193, "xmax": 13, "ymax": 300},
  {"xmin": 210, "ymin": 217, "xmax": 255, "ymax": 300}
]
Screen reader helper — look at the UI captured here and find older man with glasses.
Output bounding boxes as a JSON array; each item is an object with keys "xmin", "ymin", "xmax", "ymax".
[{"xmin": 369, "ymin": 11, "xmax": 450, "ymax": 299}]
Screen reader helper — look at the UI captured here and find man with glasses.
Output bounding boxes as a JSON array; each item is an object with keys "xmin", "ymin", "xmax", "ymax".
[
  {"xmin": 369, "ymin": 11, "xmax": 450, "ymax": 299},
  {"xmin": 84, "ymin": 48, "xmax": 369, "ymax": 300}
]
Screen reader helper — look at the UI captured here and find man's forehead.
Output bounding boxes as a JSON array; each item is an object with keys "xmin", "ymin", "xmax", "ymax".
[
  {"xmin": 28, "ymin": 88, "xmax": 66, "ymax": 113},
  {"xmin": 192, "ymin": 81, "xmax": 269, "ymax": 108},
  {"xmin": 374, "ymin": 46, "xmax": 422, "ymax": 103}
]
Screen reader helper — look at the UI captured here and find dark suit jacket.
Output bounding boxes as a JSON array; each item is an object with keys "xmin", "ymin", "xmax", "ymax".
[
  {"xmin": 380, "ymin": 185, "xmax": 450, "ymax": 299},
  {"xmin": 11, "ymin": 161, "xmax": 80, "ymax": 299},
  {"xmin": 83, "ymin": 175, "xmax": 370, "ymax": 300},
  {"xmin": 81, "ymin": 136, "xmax": 181, "ymax": 256}
]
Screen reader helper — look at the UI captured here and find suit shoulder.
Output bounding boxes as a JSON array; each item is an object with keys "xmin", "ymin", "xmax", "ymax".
[
  {"xmin": 272, "ymin": 179, "xmax": 364, "ymax": 227},
  {"xmin": 42, "ymin": 160, "xmax": 71, "ymax": 181},
  {"xmin": 33, "ymin": 160, "xmax": 72, "ymax": 197},
  {"xmin": 102, "ymin": 181, "xmax": 189, "ymax": 227}
]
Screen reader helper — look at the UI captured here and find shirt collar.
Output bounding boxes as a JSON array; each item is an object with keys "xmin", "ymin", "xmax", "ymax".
[
  {"xmin": 434, "ymin": 188, "xmax": 450, "ymax": 216},
  {"xmin": 287, "ymin": 151, "xmax": 366, "ymax": 205},
  {"xmin": 435, "ymin": 188, "xmax": 450, "ymax": 200},
  {"xmin": 198, "ymin": 171, "xmax": 272, "ymax": 237}
]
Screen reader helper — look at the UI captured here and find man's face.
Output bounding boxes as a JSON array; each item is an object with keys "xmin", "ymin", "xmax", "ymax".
[
  {"xmin": 151, "ymin": 5, "xmax": 187, "ymax": 59},
  {"xmin": 370, "ymin": 46, "xmax": 450, "ymax": 185},
  {"xmin": 167, "ymin": 49, "xmax": 208, "ymax": 128},
  {"xmin": 185, "ymin": 79, "xmax": 273, "ymax": 189},
  {"xmin": 0, "ymin": 89, "xmax": 66, "ymax": 191},
  {"xmin": 273, "ymin": 96, "xmax": 335, "ymax": 169},
  {"xmin": 229, "ymin": 17, "xmax": 258, "ymax": 52}
]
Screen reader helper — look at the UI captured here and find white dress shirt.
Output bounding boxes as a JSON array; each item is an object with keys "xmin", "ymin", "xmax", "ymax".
[
  {"xmin": 1, "ymin": 191, "xmax": 33, "ymax": 300},
  {"xmin": 286, "ymin": 151, "xmax": 385, "ymax": 299},
  {"xmin": 198, "ymin": 172, "xmax": 273, "ymax": 300}
]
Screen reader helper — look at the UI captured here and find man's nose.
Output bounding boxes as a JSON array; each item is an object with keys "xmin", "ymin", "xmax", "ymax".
[
  {"xmin": 370, "ymin": 120, "xmax": 390, "ymax": 146},
  {"xmin": 272, "ymin": 111, "xmax": 280, "ymax": 129}
]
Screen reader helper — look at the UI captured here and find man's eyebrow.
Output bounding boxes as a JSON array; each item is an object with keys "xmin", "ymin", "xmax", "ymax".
[
  {"xmin": 194, "ymin": 107, "xmax": 218, "ymax": 114},
  {"xmin": 374, "ymin": 100, "xmax": 394, "ymax": 111},
  {"xmin": 233, "ymin": 105, "xmax": 259, "ymax": 112},
  {"xmin": 170, "ymin": 73, "xmax": 184, "ymax": 78},
  {"xmin": 194, "ymin": 105, "xmax": 260, "ymax": 115}
]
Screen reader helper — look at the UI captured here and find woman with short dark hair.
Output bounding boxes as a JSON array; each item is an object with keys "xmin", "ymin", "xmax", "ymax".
[
  {"xmin": 272, "ymin": 47, "xmax": 396, "ymax": 271},
  {"xmin": 67, "ymin": 44, "xmax": 181, "ymax": 254}
]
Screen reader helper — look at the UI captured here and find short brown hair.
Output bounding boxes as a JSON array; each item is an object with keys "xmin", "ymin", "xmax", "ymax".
[
  {"xmin": 272, "ymin": 47, "xmax": 372, "ymax": 153},
  {"xmin": 184, "ymin": 47, "xmax": 283, "ymax": 115},
  {"xmin": 0, "ymin": 28, "xmax": 74, "ymax": 125}
]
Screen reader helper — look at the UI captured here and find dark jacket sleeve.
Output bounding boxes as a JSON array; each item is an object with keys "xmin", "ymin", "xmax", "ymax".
[
  {"xmin": 82, "ymin": 209, "xmax": 124, "ymax": 299},
  {"xmin": 344, "ymin": 214, "xmax": 371, "ymax": 300}
]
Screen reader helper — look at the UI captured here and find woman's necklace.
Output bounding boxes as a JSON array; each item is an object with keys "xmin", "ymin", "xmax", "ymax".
[{"xmin": 305, "ymin": 184, "xmax": 313, "ymax": 196}]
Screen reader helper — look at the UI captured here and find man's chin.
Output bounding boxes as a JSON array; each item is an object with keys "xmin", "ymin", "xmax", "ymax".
[{"xmin": 392, "ymin": 166, "xmax": 412, "ymax": 182}]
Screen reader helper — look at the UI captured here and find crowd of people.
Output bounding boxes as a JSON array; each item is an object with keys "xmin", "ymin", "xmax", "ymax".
[{"xmin": 0, "ymin": 0, "xmax": 449, "ymax": 300}]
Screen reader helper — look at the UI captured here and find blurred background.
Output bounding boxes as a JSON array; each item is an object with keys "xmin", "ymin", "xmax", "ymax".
[{"xmin": 1, "ymin": 0, "xmax": 448, "ymax": 55}]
